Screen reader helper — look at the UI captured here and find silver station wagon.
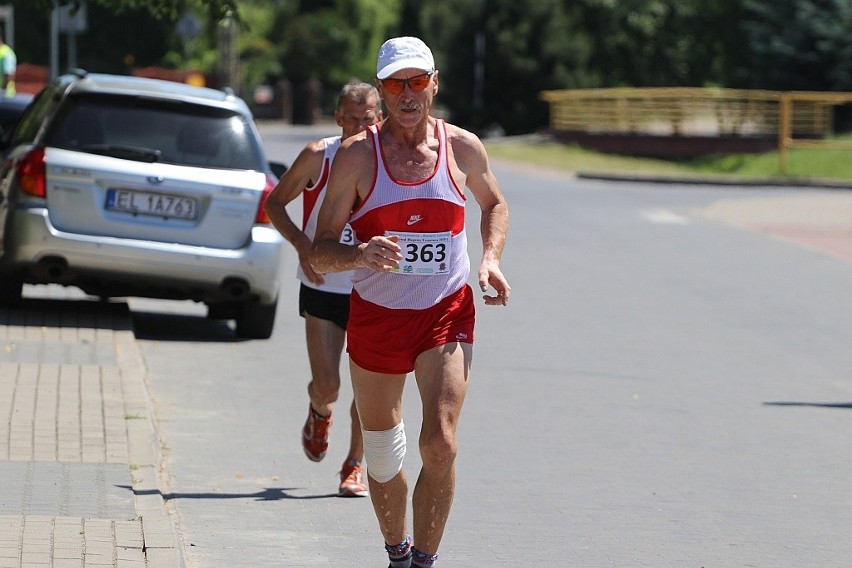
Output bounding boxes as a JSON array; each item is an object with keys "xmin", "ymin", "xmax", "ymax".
[{"xmin": 0, "ymin": 71, "xmax": 286, "ymax": 338}]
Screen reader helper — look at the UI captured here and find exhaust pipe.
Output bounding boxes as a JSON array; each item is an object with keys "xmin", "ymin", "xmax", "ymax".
[
  {"xmin": 33, "ymin": 256, "xmax": 69, "ymax": 282},
  {"xmin": 220, "ymin": 277, "xmax": 250, "ymax": 300}
]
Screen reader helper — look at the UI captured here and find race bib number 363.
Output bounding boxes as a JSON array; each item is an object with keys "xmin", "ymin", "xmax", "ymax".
[{"xmin": 386, "ymin": 230, "xmax": 451, "ymax": 275}]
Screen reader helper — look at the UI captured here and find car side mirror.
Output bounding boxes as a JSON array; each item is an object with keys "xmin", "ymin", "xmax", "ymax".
[{"xmin": 268, "ymin": 161, "xmax": 288, "ymax": 180}]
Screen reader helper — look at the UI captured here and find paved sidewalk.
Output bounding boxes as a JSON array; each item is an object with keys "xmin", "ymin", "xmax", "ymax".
[
  {"xmin": 0, "ymin": 292, "xmax": 180, "ymax": 568},
  {"xmin": 697, "ymin": 192, "xmax": 852, "ymax": 261}
]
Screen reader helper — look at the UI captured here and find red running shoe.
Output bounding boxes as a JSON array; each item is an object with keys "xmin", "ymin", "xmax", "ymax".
[
  {"xmin": 339, "ymin": 459, "xmax": 369, "ymax": 497},
  {"xmin": 302, "ymin": 406, "xmax": 331, "ymax": 462}
]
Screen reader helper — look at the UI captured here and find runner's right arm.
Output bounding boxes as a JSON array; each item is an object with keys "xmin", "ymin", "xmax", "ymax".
[
  {"xmin": 265, "ymin": 141, "xmax": 326, "ymax": 285},
  {"xmin": 311, "ymin": 135, "xmax": 401, "ymax": 274}
]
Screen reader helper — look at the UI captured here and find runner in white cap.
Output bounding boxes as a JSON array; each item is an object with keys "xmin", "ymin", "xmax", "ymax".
[{"xmin": 310, "ymin": 36, "xmax": 511, "ymax": 568}]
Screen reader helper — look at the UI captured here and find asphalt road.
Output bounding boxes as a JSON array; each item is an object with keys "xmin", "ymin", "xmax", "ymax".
[{"xmin": 129, "ymin": 123, "xmax": 852, "ymax": 567}]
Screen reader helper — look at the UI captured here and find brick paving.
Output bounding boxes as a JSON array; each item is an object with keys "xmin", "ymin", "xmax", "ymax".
[{"xmin": 0, "ymin": 295, "xmax": 179, "ymax": 568}]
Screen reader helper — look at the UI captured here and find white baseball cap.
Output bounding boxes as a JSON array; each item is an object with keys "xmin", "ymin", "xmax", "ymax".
[{"xmin": 376, "ymin": 36, "xmax": 435, "ymax": 80}]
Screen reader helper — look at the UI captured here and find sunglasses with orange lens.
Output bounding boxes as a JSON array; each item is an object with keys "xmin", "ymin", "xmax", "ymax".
[{"xmin": 380, "ymin": 72, "xmax": 433, "ymax": 95}]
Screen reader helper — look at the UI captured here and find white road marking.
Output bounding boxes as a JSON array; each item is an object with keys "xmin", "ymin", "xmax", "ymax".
[{"xmin": 642, "ymin": 208, "xmax": 690, "ymax": 224}]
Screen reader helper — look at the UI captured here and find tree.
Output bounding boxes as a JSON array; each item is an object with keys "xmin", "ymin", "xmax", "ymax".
[
  {"xmin": 29, "ymin": 0, "xmax": 239, "ymax": 23},
  {"xmin": 400, "ymin": 0, "xmax": 594, "ymax": 135},
  {"xmin": 259, "ymin": 0, "xmax": 401, "ymax": 120},
  {"xmin": 7, "ymin": 0, "xmax": 174, "ymax": 75},
  {"xmin": 581, "ymin": 0, "xmax": 745, "ymax": 88},
  {"xmin": 236, "ymin": 2, "xmax": 283, "ymax": 95},
  {"xmin": 737, "ymin": 0, "xmax": 852, "ymax": 91},
  {"xmin": 14, "ymin": 0, "xmax": 852, "ymax": 136}
]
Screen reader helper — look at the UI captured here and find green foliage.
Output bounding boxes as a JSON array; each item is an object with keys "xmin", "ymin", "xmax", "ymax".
[
  {"xmin": 76, "ymin": 5, "xmax": 172, "ymax": 73},
  {"xmin": 237, "ymin": 3, "xmax": 283, "ymax": 90},
  {"xmin": 582, "ymin": 0, "xmax": 745, "ymax": 88},
  {"xmin": 738, "ymin": 0, "xmax": 852, "ymax": 90},
  {"xmin": 11, "ymin": 0, "xmax": 852, "ymax": 137},
  {"xmin": 479, "ymin": 0, "xmax": 587, "ymax": 133},
  {"xmin": 336, "ymin": 0, "xmax": 403, "ymax": 83},
  {"xmin": 401, "ymin": 0, "xmax": 592, "ymax": 135},
  {"xmin": 27, "ymin": 0, "xmax": 239, "ymax": 23},
  {"xmin": 7, "ymin": 0, "xmax": 174, "ymax": 74},
  {"xmin": 257, "ymin": 0, "xmax": 401, "ymax": 115},
  {"xmin": 402, "ymin": 0, "xmax": 749, "ymax": 134},
  {"xmin": 277, "ymin": 11, "xmax": 354, "ymax": 85}
]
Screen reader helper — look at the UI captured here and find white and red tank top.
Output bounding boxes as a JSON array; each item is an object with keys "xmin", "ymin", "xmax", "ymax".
[
  {"xmin": 298, "ymin": 136, "xmax": 355, "ymax": 295},
  {"xmin": 348, "ymin": 119, "xmax": 469, "ymax": 310}
]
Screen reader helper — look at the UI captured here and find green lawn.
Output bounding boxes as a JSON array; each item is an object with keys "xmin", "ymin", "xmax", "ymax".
[{"xmin": 483, "ymin": 136, "xmax": 852, "ymax": 182}]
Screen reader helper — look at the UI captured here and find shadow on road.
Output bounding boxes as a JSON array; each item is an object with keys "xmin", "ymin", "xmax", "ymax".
[
  {"xmin": 117, "ymin": 484, "xmax": 338, "ymax": 501},
  {"xmin": 130, "ymin": 310, "xmax": 243, "ymax": 343},
  {"xmin": 763, "ymin": 401, "xmax": 852, "ymax": 410},
  {"xmin": 0, "ymin": 297, "xmax": 132, "ymax": 330},
  {"xmin": 0, "ymin": 295, "xmax": 243, "ymax": 343}
]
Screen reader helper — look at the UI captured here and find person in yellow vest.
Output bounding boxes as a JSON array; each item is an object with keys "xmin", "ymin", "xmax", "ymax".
[{"xmin": 0, "ymin": 33, "xmax": 16, "ymax": 97}]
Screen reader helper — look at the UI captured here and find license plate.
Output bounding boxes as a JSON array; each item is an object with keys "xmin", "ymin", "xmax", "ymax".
[{"xmin": 105, "ymin": 188, "xmax": 197, "ymax": 220}]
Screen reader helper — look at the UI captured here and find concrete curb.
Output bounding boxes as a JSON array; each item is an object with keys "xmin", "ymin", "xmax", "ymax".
[
  {"xmin": 116, "ymin": 328, "xmax": 184, "ymax": 568},
  {"xmin": 576, "ymin": 170, "xmax": 852, "ymax": 190}
]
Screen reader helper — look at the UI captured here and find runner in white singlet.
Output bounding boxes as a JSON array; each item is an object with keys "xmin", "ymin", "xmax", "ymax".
[
  {"xmin": 265, "ymin": 80, "xmax": 382, "ymax": 498},
  {"xmin": 309, "ymin": 37, "xmax": 511, "ymax": 568},
  {"xmin": 348, "ymin": 119, "xmax": 469, "ymax": 310}
]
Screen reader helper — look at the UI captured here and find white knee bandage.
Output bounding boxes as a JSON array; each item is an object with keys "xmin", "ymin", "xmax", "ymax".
[{"xmin": 362, "ymin": 421, "xmax": 406, "ymax": 483}]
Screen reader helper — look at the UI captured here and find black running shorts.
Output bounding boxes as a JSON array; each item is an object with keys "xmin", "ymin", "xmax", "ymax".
[{"xmin": 298, "ymin": 283, "xmax": 350, "ymax": 330}]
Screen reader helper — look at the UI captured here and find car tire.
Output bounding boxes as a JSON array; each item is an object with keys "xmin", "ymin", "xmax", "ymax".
[
  {"xmin": 0, "ymin": 274, "xmax": 23, "ymax": 306},
  {"xmin": 234, "ymin": 299, "xmax": 278, "ymax": 339}
]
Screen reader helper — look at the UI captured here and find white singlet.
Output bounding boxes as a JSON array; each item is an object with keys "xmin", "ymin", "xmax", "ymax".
[
  {"xmin": 348, "ymin": 120, "xmax": 469, "ymax": 310},
  {"xmin": 298, "ymin": 136, "xmax": 355, "ymax": 295}
]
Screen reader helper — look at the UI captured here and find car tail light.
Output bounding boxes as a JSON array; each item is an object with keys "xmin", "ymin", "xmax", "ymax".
[
  {"xmin": 255, "ymin": 172, "xmax": 277, "ymax": 224},
  {"xmin": 17, "ymin": 147, "xmax": 46, "ymax": 198}
]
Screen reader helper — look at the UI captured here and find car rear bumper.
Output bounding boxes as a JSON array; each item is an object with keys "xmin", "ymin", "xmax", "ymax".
[{"xmin": 3, "ymin": 207, "xmax": 284, "ymax": 304}]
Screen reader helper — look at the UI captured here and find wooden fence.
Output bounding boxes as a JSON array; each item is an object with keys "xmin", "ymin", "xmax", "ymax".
[{"xmin": 539, "ymin": 87, "xmax": 852, "ymax": 172}]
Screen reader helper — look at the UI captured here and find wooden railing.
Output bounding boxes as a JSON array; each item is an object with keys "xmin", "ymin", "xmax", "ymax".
[{"xmin": 539, "ymin": 87, "xmax": 852, "ymax": 172}]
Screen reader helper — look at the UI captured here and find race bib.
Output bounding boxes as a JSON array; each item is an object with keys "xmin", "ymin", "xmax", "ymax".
[
  {"xmin": 340, "ymin": 223, "xmax": 355, "ymax": 245},
  {"xmin": 386, "ymin": 230, "xmax": 451, "ymax": 275}
]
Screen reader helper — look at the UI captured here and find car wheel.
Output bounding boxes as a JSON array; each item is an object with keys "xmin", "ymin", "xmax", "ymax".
[
  {"xmin": 234, "ymin": 299, "xmax": 278, "ymax": 339},
  {"xmin": 0, "ymin": 274, "xmax": 23, "ymax": 306}
]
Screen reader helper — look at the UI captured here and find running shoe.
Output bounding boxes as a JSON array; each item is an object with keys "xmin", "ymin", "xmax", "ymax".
[
  {"xmin": 339, "ymin": 459, "xmax": 369, "ymax": 497},
  {"xmin": 302, "ymin": 406, "xmax": 331, "ymax": 462}
]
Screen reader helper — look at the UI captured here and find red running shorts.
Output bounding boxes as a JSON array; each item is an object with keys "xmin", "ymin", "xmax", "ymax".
[{"xmin": 347, "ymin": 284, "xmax": 475, "ymax": 375}]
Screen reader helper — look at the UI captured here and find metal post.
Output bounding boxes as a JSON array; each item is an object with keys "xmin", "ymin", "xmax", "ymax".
[
  {"xmin": 50, "ymin": 2, "xmax": 59, "ymax": 80},
  {"xmin": 473, "ymin": 0, "xmax": 485, "ymax": 114},
  {"xmin": 218, "ymin": 13, "xmax": 238, "ymax": 93},
  {"xmin": 778, "ymin": 95, "xmax": 792, "ymax": 174},
  {"xmin": 59, "ymin": 2, "xmax": 86, "ymax": 71},
  {"xmin": 67, "ymin": 28, "xmax": 77, "ymax": 70},
  {"xmin": 474, "ymin": 33, "xmax": 484, "ymax": 113}
]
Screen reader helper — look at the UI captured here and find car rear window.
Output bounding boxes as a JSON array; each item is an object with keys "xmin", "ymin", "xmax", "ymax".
[{"xmin": 45, "ymin": 94, "xmax": 264, "ymax": 171}]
